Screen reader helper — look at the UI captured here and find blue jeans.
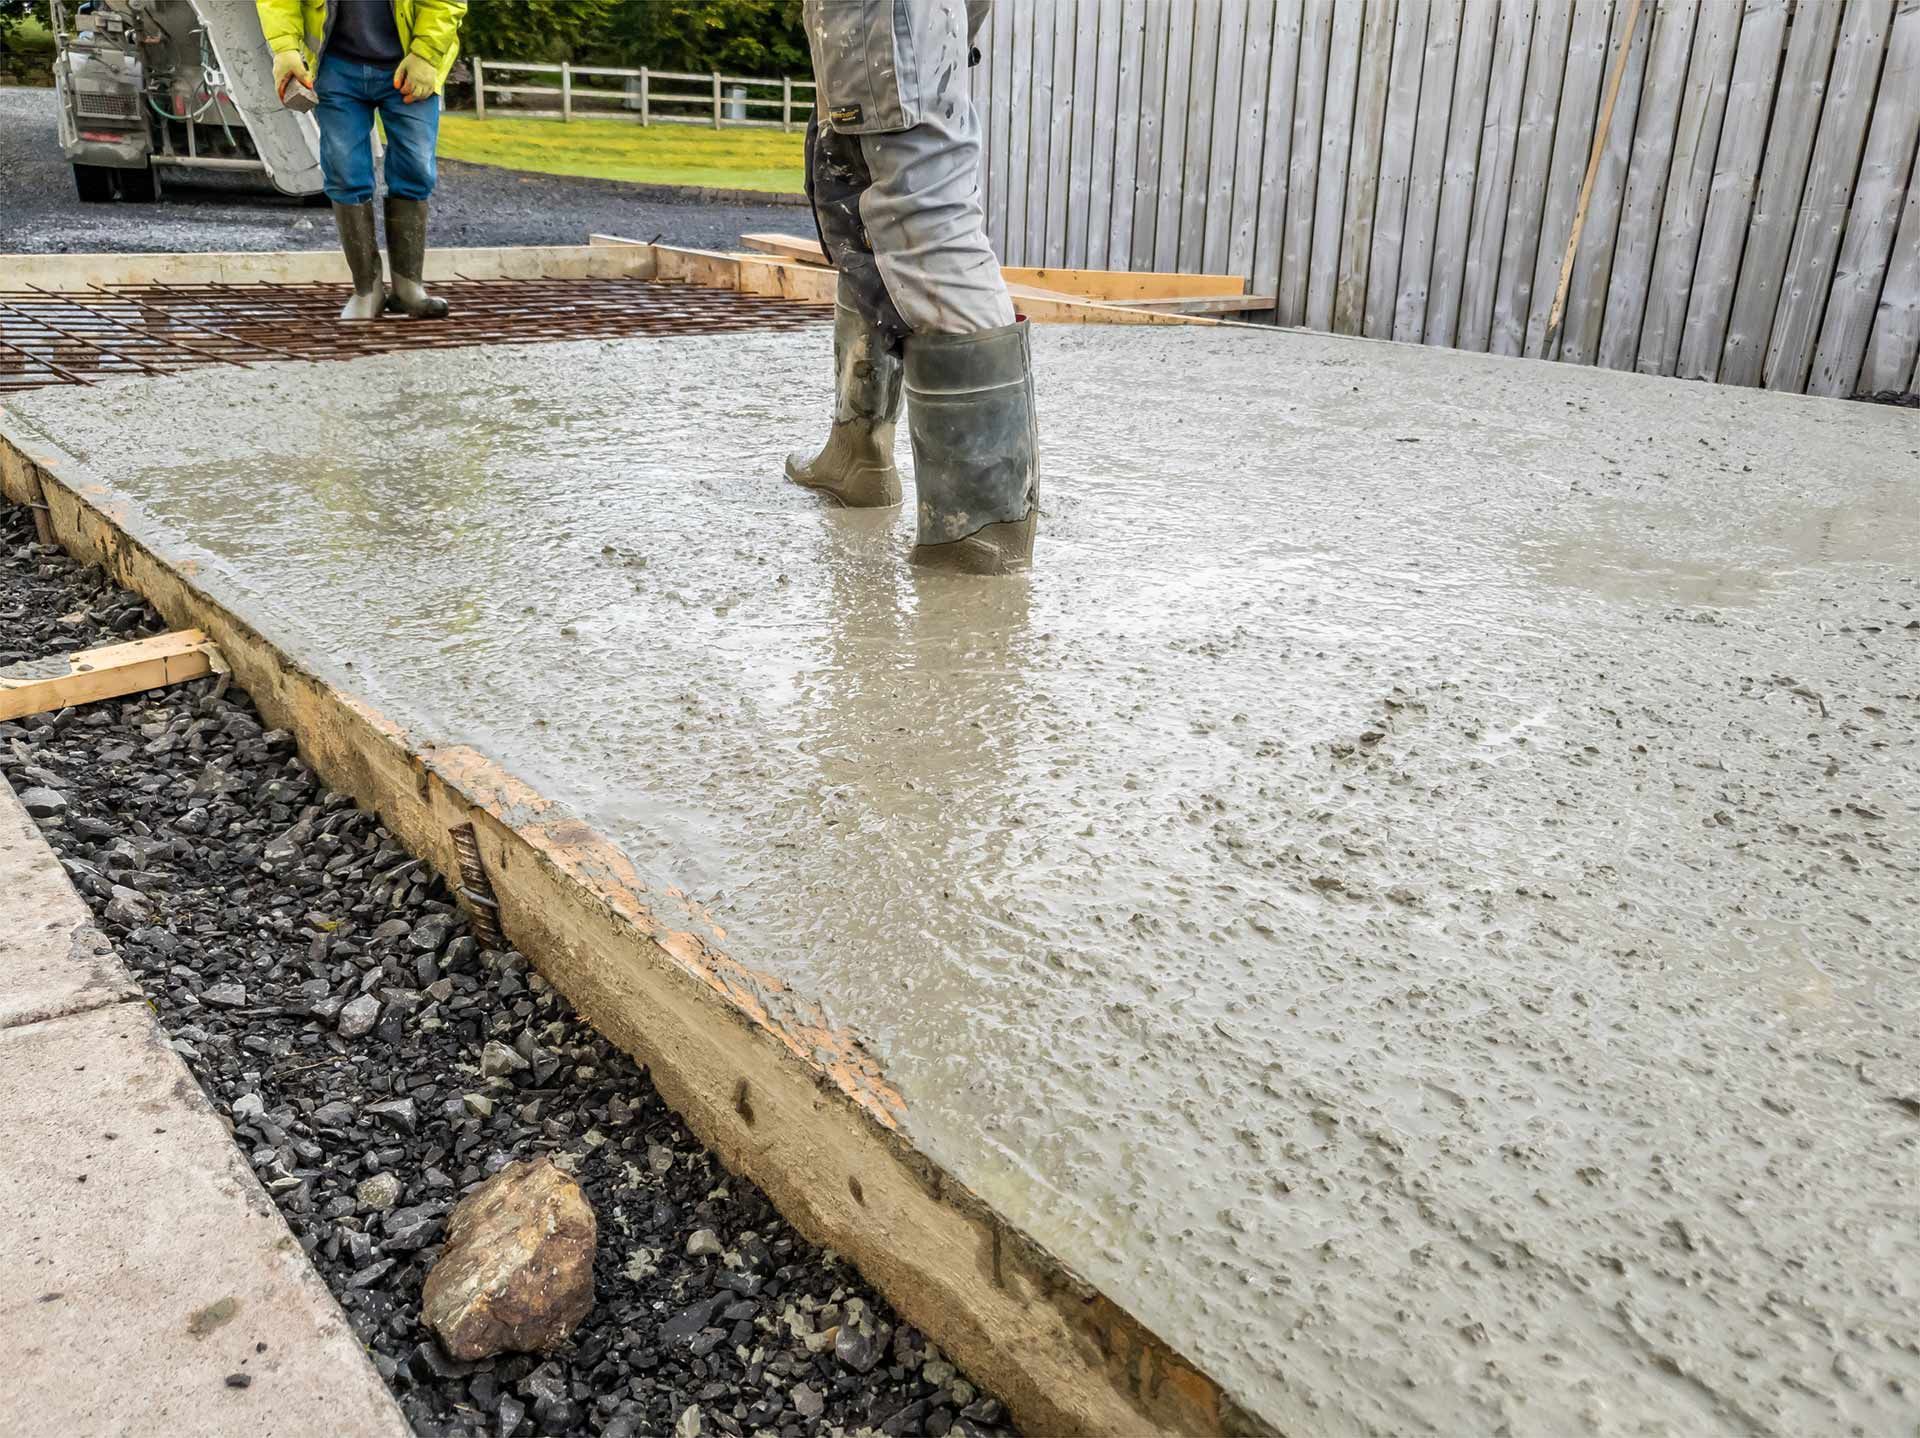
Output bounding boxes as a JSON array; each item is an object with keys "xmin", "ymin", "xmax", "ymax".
[{"xmin": 314, "ymin": 51, "xmax": 439, "ymax": 205}]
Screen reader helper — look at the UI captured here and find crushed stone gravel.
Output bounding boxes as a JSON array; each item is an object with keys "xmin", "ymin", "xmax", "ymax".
[{"xmin": 0, "ymin": 500, "xmax": 1018, "ymax": 1438}]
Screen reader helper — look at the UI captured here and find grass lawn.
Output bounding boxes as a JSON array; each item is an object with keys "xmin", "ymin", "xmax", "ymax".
[{"xmin": 437, "ymin": 114, "xmax": 804, "ymax": 193}]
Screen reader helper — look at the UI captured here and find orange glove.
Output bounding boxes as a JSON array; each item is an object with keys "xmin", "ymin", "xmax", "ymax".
[{"xmin": 394, "ymin": 53, "xmax": 437, "ymax": 103}]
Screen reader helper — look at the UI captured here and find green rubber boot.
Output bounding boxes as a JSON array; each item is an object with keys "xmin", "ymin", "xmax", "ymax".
[
  {"xmin": 905, "ymin": 321, "xmax": 1039, "ymax": 575},
  {"xmin": 784, "ymin": 299, "xmax": 904, "ymax": 508},
  {"xmin": 383, "ymin": 196, "xmax": 449, "ymax": 319},
  {"xmin": 331, "ymin": 200, "xmax": 386, "ymax": 320}
]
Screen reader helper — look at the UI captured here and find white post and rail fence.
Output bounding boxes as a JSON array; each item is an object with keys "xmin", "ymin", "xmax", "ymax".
[{"xmin": 471, "ymin": 59, "xmax": 814, "ymax": 132}]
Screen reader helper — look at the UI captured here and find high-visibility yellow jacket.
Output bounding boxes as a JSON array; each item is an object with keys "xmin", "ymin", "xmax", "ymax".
[{"xmin": 255, "ymin": 0, "xmax": 467, "ymax": 94}]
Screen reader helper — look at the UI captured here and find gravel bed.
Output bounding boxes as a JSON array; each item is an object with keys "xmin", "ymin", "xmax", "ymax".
[
  {"xmin": 0, "ymin": 500, "xmax": 1017, "ymax": 1438},
  {"xmin": 0, "ymin": 85, "xmax": 803, "ymax": 256}
]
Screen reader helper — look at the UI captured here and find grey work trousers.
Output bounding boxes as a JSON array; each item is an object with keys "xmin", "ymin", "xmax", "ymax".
[{"xmin": 800, "ymin": 0, "xmax": 1015, "ymax": 340}]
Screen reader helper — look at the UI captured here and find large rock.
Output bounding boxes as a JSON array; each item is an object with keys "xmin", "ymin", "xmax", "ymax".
[{"xmin": 421, "ymin": 1157, "xmax": 595, "ymax": 1361}]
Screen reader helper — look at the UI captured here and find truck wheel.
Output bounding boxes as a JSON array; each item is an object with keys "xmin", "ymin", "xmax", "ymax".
[
  {"xmin": 120, "ymin": 165, "xmax": 159, "ymax": 203},
  {"xmin": 73, "ymin": 164, "xmax": 116, "ymax": 202}
]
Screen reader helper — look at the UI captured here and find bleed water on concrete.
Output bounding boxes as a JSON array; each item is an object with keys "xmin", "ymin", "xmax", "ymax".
[{"xmin": 6, "ymin": 326, "xmax": 1917, "ymax": 1436}]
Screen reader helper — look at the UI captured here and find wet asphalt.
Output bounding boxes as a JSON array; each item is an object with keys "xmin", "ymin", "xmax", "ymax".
[{"xmin": 0, "ymin": 85, "xmax": 805, "ymax": 257}]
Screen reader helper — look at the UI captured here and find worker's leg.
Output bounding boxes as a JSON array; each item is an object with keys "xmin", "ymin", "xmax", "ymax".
[
  {"xmin": 785, "ymin": 118, "xmax": 906, "ymax": 507},
  {"xmin": 851, "ymin": 7, "xmax": 1034, "ymax": 572},
  {"xmin": 375, "ymin": 82, "xmax": 448, "ymax": 319},
  {"xmin": 797, "ymin": 0, "xmax": 1036, "ymax": 568},
  {"xmin": 312, "ymin": 54, "xmax": 385, "ymax": 320}
]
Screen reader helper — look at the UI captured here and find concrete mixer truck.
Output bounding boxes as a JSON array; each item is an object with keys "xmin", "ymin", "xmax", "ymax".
[{"xmin": 51, "ymin": 0, "xmax": 323, "ymax": 201}]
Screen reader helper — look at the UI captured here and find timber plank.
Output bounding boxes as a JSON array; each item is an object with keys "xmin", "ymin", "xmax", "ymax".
[
  {"xmin": 0, "ymin": 629, "xmax": 218, "ymax": 723},
  {"xmin": 1364, "ymin": 0, "xmax": 1430, "ymax": 337},
  {"xmin": 1808, "ymin": 0, "xmax": 1920, "ymax": 396},
  {"xmin": 1765, "ymin": 0, "xmax": 1897, "ymax": 392},
  {"xmin": 1677, "ymin": 0, "xmax": 1790, "ymax": 379},
  {"xmin": 1457, "ymin": 0, "xmax": 1537, "ymax": 351},
  {"xmin": 1596, "ymin": 0, "xmax": 1697, "ymax": 370},
  {"xmin": 1424, "ymin": 0, "xmax": 1500, "ymax": 345}
]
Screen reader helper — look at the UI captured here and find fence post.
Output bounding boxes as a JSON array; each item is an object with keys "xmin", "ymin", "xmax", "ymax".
[
  {"xmin": 640, "ymin": 67, "xmax": 649, "ymax": 126},
  {"xmin": 561, "ymin": 61, "xmax": 572, "ymax": 122},
  {"xmin": 473, "ymin": 57, "xmax": 485, "ymax": 118},
  {"xmin": 712, "ymin": 71, "xmax": 722, "ymax": 129},
  {"xmin": 782, "ymin": 75, "xmax": 791, "ymax": 132}
]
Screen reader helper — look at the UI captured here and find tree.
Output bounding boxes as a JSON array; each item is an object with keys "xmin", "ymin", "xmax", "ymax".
[
  {"xmin": 460, "ymin": 0, "xmax": 614, "ymax": 64},
  {"xmin": 592, "ymin": 0, "xmax": 806, "ymax": 74},
  {"xmin": 0, "ymin": 0, "xmax": 41, "ymax": 53}
]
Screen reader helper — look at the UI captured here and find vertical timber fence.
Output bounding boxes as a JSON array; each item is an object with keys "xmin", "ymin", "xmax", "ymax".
[{"xmin": 970, "ymin": 0, "xmax": 1920, "ymax": 397}]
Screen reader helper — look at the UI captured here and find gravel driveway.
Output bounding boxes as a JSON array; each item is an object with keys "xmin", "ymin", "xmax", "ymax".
[{"xmin": 0, "ymin": 85, "xmax": 806, "ymax": 256}]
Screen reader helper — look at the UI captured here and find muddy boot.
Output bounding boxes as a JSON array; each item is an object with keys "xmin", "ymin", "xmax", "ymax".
[
  {"xmin": 332, "ymin": 200, "xmax": 386, "ymax": 320},
  {"xmin": 383, "ymin": 196, "xmax": 449, "ymax": 319},
  {"xmin": 784, "ymin": 301, "xmax": 904, "ymax": 507},
  {"xmin": 905, "ymin": 321, "xmax": 1038, "ymax": 574}
]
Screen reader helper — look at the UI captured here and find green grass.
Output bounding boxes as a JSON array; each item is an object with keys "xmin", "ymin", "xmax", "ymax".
[{"xmin": 437, "ymin": 114, "xmax": 804, "ymax": 193}]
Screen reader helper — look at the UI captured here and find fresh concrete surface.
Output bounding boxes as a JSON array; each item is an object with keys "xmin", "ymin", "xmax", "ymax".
[
  {"xmin": 0, "ymin": 779, "xmax": 410, "ymax": 1438},
  {"xmin": 5, "ymin": 324, "xmax": 1918, "ymax": 1436}
]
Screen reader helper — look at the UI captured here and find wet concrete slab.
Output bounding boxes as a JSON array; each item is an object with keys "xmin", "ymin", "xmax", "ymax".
[
  {"xmin": 0, "ymin": 778, "xmax": 410, "ymax": 1437},
  {"xmin": 5, "ymin": 325, "xmax": 1918, "ymax": 1436}
]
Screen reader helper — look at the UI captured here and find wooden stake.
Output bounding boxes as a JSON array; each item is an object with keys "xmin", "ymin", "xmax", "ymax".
[
  {"xmin": 1543, "ymin": 0, "xmax": 1647, "ymax": 357},
  {"xmin": 0, "ymin": 629, "xmax": 225, "ymax": 723}
]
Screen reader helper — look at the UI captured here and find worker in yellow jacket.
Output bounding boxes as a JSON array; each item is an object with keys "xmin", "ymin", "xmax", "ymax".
[{"xmin": 256, "ymin": 0, "xmax": 467, "ymax": 320}]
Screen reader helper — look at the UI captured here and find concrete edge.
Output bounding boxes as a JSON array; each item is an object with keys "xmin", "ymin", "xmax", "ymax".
[
  {"xmin": 0, "ymin": 422, "xmax": 1277, "ymax": 1438},
  {"xmin": 0, "ymin": 775, "xmax": 412, "ymax": 1437}
]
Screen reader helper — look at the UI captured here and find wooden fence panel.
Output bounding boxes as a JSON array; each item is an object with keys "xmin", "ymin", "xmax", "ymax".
[
  {"xmin": 1200, "ymin": 0, "xmax": 1249, "ymax": 272},
  {"xmin": 1003, "ymin": 3, "xmax": 1034, "ymax": 265},
  {"xmin": 1179, "ymin": 0, "xmax": 1230, "ymax": 271},
  {"xmin": 1106, "ymin": 0, "xmax": 1150, "ymax": 269},
  {"xmin": 1809, "ymin": 0, "xmax": 1920, "ymax": 395},
  {"xmin": 1395, "ymin": 0, "xmax": 1463, "ymax": 341},
  {"xmin": 975, "ymin": 0, "xmax": 1917, "ymax": 396},
  {"xmin": 1491, "ymin": 0, "xmax": 1576, "ymax": 354},
  {"xmin": 1083, "ymin": 0, "xmax": 1122, "ymax": 268},
  {"xmin": 1308, "ymin": 0, "xmax": 1368, "ymax": 327},
  {"xmin": 1364, "ymin": 0, "xmax": 1431, "ymax": 337},
  {"xmin": 1425, "ymin": 0, "xmax": 1500, "ymax": 345},
  {"xmin": 1636, "ymin": 0, "xmax": 1740, "ymax": 375},
  {"xmin": 1334, "ymin": 0, "xmax": 1402, "ymax": 331},
  {"xmin": 1251, "ymin": 0, "xmax": 1307, "ymax": 301},
  {"xmin": 1676, "ymin": 0, "xmax": 1788, "ymax": 379},
  {"xmin": 1227, "ymin": 0, "xmax": 1283, "ymax": 277},
  {"xmin": 1128, "ymin": 0, "xmax": 1172, "ymax": 269},
  {"xmin": 1065, "ymin": 0, "xmax": 1102, "ymax": 267},
  {"xmin": 1458, "ymin": 0, "xmax": 1538, "ymax": 351},
  {"xmin": 1719, "ymin": 0, "xmax": 1847, "ymax": 385},
  {"xmin": 1860, "ymin": 128, "xmax": 1920, "ymax": 391},
  {"xmin": 1595, "ymin": 0, "xmax": 1695, "ymax": 371},
  {"xmin": 1768, "ymin": 0, "xmax": 1897, "ymax": 392},
  {"xmin": 1279, "ymin": 0, "xmax": 1336, "ymax": 323},
  {"xmin": 1557, "ymin": 0, "xmax": 1654, "ymax": 366}
]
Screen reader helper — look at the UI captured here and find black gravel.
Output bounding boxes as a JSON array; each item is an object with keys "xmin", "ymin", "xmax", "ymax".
[
  {"xmin": 0, "ymin": 85, "xmax": 804, "ymax": 256},
  {"xmin": 0, "ymin": 499, "xmax": 1016, "ymax": 1438}
]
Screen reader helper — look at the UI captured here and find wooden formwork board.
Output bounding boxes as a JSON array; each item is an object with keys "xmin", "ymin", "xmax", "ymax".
[
  {"xmin": 0, "ymin": 244, "xmax": 663, "ymax": 292},
  {"xmin": 0, "ymin": 422, "xmax": 1272, "ymax": 1438}
]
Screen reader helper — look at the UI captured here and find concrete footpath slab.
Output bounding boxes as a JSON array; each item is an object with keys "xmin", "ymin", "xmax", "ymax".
[
  {"xmin": 0, "ymin": 779, "xmax": 410, "ymax": 1438},
  {"xmin": 0, "ymin": 769, "xmax": 140, "ymax": 1029}
]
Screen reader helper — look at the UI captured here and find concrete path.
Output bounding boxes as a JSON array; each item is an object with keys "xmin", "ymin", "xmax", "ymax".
[{"xmin": 0, "ymin": 777, "xmax": 410, "ymax": 1437}]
